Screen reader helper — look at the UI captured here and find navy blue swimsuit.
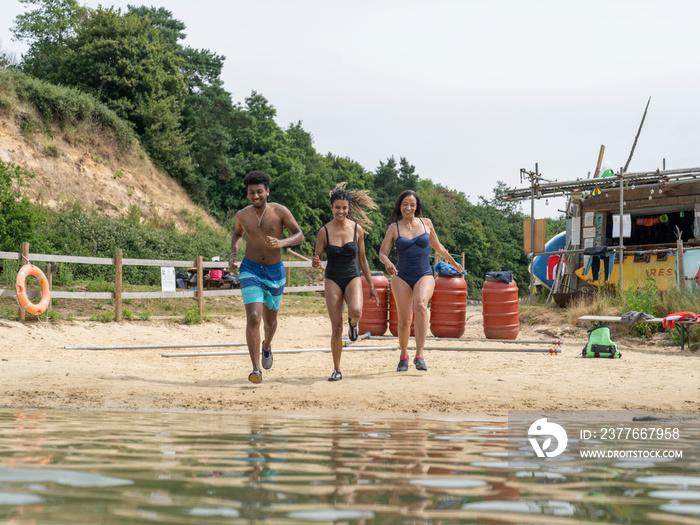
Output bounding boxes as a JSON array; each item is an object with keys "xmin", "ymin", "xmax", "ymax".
[
  {"xmin": 395, "ymin": 219, "xmax": 432, "ymax": 289},
  {"xmin": 324, "ymin": 223, "xmax": 361, "ymax": 295}
]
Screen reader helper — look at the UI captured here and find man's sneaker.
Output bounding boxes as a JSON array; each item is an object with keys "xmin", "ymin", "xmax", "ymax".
[
  {"xmin": 348, "ymin": 319, "xmax": 359, "ymax": 341},
  {"xmin": 328, "ymin": 370, "xmax": 342, "ymax": 381},
  {"xmin": 261, "ymin": 341, "xmax": 273, "ymax": 370},
  {"xmin": 248, "ymin": 370, "xmax": 262, "ymax": 384}
]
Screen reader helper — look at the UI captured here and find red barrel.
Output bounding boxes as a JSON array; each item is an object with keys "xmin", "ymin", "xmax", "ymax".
[
  {"xmin": 430, "ymin": 276, "xmax": 468, "ymax": 338},
  {"xmin": 389, "ymin": 284, "xmax": 415, "ymax": 337},
  {"xmin": 358, "ymin": 272, "xmax": 389, "ymax": 336},
  {"xmin": 482, "ymin": 278, "xmax": 519, "ymax": 339}
]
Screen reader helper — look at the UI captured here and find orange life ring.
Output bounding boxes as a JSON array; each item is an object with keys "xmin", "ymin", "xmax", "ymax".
[{"xmin": 16, "ymin": 264, "xmax": 51, "ymax": 315}]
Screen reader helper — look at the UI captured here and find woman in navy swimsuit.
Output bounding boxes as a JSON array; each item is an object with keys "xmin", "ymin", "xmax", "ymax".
[
  {"xmin": 378, "ymin": 190, "xmax": 463, "ymax": 372},
  {"xmin": 313, "ymin": 184, "xmax": 378, "ymax": 381}
]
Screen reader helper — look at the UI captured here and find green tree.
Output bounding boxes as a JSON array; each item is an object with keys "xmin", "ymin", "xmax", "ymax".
[
  {"xmin": 53, "ymin": 7, "xmax": 195, "ymax": 186},
  {"xmin": 373, "ymin": 156, "xmax": 420, "ymax": 223},
  {"xmin": 181, "ymin": 47, "xmax": 226, "ymax": 92},
  {"xmin": 126, "ymin": 5, "xmax": 226, "ymax": 94},
  {"xmin": 417, "ymin": 179, "xmax": 464, "ymax": 251},
  {"xmin": 270, "ymin": 121, "xmax": 328, "ymax": 251},
  {"xmin": 125, "ymin": 5, "xmax": 186, "ymax": 46},
  {"xmin": 317, "ymin": 154, "xmax": 383, "ymax": 267},
  {"xmin": 10, "ymin": 0, "xmax": 87, "ymax": 80},
  {"xmin": 184, "ymin": 84, "xmax": 235, "ymax": 209},
  {"xmin": 454, "ymin": 217, "xmax": 491, "ymax": 294},
  {"xmin": 0, "ymin": 47, "xmax": 16, "ymax": 69},
  {"xmin": 212, "ymin": 93, "xmax": 321, "ymax": 252},
  {"xmin": 222, "ymin": 92, "xmax": 289, "ymax": 207},
  {"xmin": 479, "ymin": 181, "xmax": 524, "ymax": 215},
  {"xmin": 126, "ymin": 5, "xmax": 233, "ymax": 207},
  {"xmin": 546, "ymin": 215, "xmax": 567, "ymax": 241},
  {"xmin": 475, "ymin": 182, "xmax": 529, "ymax": 294}
]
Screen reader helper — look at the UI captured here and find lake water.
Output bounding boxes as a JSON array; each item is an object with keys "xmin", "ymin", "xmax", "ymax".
[{"xmin": 0, "ymin": 408, "xmax": 699, "ymax": 524}]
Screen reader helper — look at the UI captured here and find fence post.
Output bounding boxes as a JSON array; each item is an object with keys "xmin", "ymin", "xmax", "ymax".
[
  {"xmin": 115, "ymin": 249, "xmax": 123, "ymax": 322},
  {"xmin": 18, "ymin": 242, "xmax": 29, "ymax": 322},
  {"xmin": 46, "ymin": 263, "xmax": 53, "ymax": 316},
  {"xmin": 196, "ymin": 255, "xmax": 204, "ymax": 316}
]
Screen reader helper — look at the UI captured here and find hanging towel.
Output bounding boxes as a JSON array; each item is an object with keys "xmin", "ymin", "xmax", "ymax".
[{"xmin": 621, "ymin": 311, "xmax": 656, "ymax": 324}]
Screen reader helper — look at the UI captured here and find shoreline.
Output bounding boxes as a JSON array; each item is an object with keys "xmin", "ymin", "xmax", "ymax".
[
  {"xmin": 4, "ymin": 404, "xmax": 694, "ymax": 427},
  {"xmin": 3, "ymin": 310, "xmax": 700, "ymax": 418}
]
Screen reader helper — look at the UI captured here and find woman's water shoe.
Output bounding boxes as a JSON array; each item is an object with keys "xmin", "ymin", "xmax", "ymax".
[{"xmin": 397, "ymin": 357, "xmax": 409, "ymax": 372}]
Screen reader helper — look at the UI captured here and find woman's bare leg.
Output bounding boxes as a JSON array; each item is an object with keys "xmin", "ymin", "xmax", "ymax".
[
  {"xmin": 411, "ymin": 276, "xmax": 435, "ymax": 358},
  {"xmin": 324, "ymin": 279, "xmax": 345, "ymax": 372},
  {"xmin": 345, "ymin": 277, "xmax": 364, "ymax": 330},
  {"xmin": 391, "ymin": 276, "xmax": 414, "ymax": 360}
]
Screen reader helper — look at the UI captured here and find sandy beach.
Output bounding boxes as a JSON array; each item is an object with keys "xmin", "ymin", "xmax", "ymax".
[{"xmin": 2, "ymin": 306, "xmax": 699, "ymax": 419}]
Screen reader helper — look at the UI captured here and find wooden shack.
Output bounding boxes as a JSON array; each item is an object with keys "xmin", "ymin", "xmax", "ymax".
[{"xmin": 504, "ymin": 167, "xmax": 700, "ymax": 293}]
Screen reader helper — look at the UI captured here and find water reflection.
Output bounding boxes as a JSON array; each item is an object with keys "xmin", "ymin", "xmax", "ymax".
[{"xmin": 0, "ymin": 409, "xmax": 697, "ymax": 523}]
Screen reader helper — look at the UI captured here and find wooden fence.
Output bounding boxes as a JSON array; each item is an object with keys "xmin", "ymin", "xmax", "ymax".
[{"xmin": 0, "ymin": 243, "xmax": 324, "ymax": 322}]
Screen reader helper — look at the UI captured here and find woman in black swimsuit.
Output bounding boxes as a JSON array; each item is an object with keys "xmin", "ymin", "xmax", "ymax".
[{"xmin": 313, "ymin": 183, "xmax": 379, "ymax": 381}]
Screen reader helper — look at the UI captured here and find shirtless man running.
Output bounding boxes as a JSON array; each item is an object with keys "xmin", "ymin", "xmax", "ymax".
[{"xmin": 229, "ymin": 171, "xmax": 304, "ymax": 383}]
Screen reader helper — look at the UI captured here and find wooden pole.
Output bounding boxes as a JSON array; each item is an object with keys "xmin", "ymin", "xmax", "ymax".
[
  {"xmin": 677, "ymin": 237, "xmax": 685, "ymax": 290},
  {"xmin": 196, "ymin": 255, "xmax": 204, "ymax": 316},
  {"xmin": 287, "ymin": 249, "xmax": 311, "ymax": 261},
  {"xmin": 623, "ymin": 97, "xmax": 651, "ymax": 173},
  {"xmin": 528, "ymin": 165, "xmax": 537, "ymax": 304},
  {"xmin": 114, "ymin": 249, "xmax": 123, "ymax": 322},
  {"xmin": 618, "ymin": 171, "xmax": 625, "ymax": 292},
  {"xmin": 19, "ymin": 242, "xmax": 29, "ymax": 322},
  {"xmin": 286, "ymin": 248, "xmax": 291, "ymax": 287},
  {"xmin": 593, "ymin": 145, "xmax": 605, "ymax": 178}
]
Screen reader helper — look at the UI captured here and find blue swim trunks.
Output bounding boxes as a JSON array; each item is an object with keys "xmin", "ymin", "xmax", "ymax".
[{"xmin": 239, "ymin": 258, "xmax": 286, "ymax": 310}]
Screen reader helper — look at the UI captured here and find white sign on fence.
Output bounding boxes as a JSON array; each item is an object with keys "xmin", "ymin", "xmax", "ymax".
[{"xmin": 161, "ymin": 267, "xmax": 176, "ymax": 292}]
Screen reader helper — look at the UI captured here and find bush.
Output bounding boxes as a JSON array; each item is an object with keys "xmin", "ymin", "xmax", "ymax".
[
  {"xmin": 621, "ymin": 277, "xmax": 660, "ymax": 338},
  {"xmin": 182, "ymin": 306, "xmax": 206, "ymax": 324},
  {"xmin": 656, "ymin": 287, "xmax": 700, "ymax": 317},
  {"xmin": 90, "ymin": 311, "xmax": 114, "ymax": 322},
  {"xmin": 46, "ymin": 309, "xmax": 62, "ymax": 322},
  {"xmin": 0, "ymin": 159, "xmax": 45, "ymax": 251},
  {"xmin": 4, "ymin": 70, "xmax": 137, "ymax": 149},
  {"xmin": 32, "ymin": 208, "xmax": 231, "ymax": 285}
]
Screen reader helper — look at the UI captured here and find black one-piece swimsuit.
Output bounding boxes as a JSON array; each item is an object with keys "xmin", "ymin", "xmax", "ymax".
[{"xmin": 324, "ymin": 223, "xmax": 361, "ymax": 295}]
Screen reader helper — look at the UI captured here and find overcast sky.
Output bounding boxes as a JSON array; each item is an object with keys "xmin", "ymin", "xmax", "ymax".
[{"xmin": 3, "ymin": 0, "xmax": 699, "ymax": 218}]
